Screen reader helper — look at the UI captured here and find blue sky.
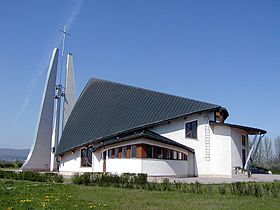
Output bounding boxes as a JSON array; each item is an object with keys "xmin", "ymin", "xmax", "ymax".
[{"xmin": 0, "ymin": 0, "xmax": 279, "ymax": 149}]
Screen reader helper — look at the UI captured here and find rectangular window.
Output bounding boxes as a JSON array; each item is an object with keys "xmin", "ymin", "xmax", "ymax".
[
  {"xmin": 178, "ymin": 152, "xmax": 182, "ymax": 160},
  {"xmin": 147, "ymin": 145, "xmax": 153, "ymax": 158},
  {"xmin": 131, "ymin": 145, "xmax": 136, "ymax": 158},
  {"xmin": 81, "ymin": 147, "xmax": 93, "ymax": 167},
  {"xmin": 108, "ymin": 149, "xmax": 113, "ymax": 158},
  {"xmin": 163, "ymin": 148, "xmax": 169, "ymax": 159},
  {"xmin": 157, "ymin": 147, "xmax": 163, "ymax": 159},
  {"xmin": 185, "ymin": 121, "xmax": 198, "ymax": 139},
  {"xmin": 114, "ymin": 148, "xmax": 119, "ymax": 158},
  {"xmin": 102, "ymin": 151, "xmax": 107, "ymax": 160},
  {"xmin": 122, "ymin": 147, "xmax": 127, "ymax": 158},
  {"xmin": 173, "ymin": 151, "xmax": 178, "ymax": 160},
  {"xmin": 242, "ymin": 135, "xmax": 246, "ymax": 146},
  {"xmin": 153, "ymin": 146, "xmax": 158, "ymax": 158}
]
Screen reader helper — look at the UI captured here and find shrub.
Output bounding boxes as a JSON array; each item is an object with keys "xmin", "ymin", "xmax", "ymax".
[
  {"xmin": 0, "ymin": 170, "xmax": 63, "ymax": 183},
  {"xmin": 71, "ymin": 172, "xmax": 148, "ymax": 189}
]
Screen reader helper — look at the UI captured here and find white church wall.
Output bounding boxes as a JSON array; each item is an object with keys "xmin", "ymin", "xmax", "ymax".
[
  {"xmin": 106, "ymin": 159, "xmax": 142, "ymax": 174},
  {"xmin": 151, "ymin": 112, "xmax": 209, "ymax": 176},
  {"xmin": 187, "ymin": 153, "xmax": 196, "ymax": 177},
  {"xmin": 141, "ymin": 159, "xmax": 188, "ymax": 177},
  {"xmin": 151, "ymin": 112, "xmax": 235, "ymax": 177},
  {"xmin": 231, "ymin": 128, "xmax": 247, "ymax": 172},
  {"xmin": 92, "ymin": 151, "xmax": 103, "ymax": 173},
  {"xmin": 210, "ymin": 125, "xmax": 232, "ymax": 177}
]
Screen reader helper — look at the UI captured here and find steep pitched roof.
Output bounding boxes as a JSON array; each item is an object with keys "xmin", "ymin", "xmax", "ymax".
[{"xmin": 57, "ymin": 78, "xmax": 226, "ymax": 155}]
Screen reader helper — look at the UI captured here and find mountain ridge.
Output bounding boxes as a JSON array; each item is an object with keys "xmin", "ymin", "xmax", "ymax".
[{"xmin": 0, "ymin": 148, "xmax": 29, "ymax": 161}]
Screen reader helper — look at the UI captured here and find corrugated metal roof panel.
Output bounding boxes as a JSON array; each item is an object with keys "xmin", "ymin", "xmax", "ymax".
[{"xmin": 57, "ymin": 78, "xmax": 222, "ymax": 155}]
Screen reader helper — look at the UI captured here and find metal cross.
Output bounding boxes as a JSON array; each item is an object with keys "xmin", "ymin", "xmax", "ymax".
[{"xmin": 59, "ymin": 25, "xmax": 71, "ymax": 57}]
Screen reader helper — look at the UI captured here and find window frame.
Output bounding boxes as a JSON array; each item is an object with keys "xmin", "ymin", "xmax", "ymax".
[
  {"xmin": 185, "ymin": 120, "xmax": 198, "ymax": 139},
  {"xmin": 131, "ymin": 145, "xmax": 137, "ymax": 158},
  {"xmin": 80, "ymin": 147, "xmax": 93, "ymax": 167},
  {"xmin": 100, "ymin": 144, "xmax": 189, "ymax": 161}
]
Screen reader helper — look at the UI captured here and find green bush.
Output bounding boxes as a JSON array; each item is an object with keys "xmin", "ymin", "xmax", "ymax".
[
  {"xmin": 71, "ymin": 172, "xmax": 148, "ymax": 189},
  {"xmin": 0, "ymin": 161, "xmax": 24, "ymax": 168},
  {"xmin": 0, "ymin": 170, "xmax": 63, "ymax": 183}
]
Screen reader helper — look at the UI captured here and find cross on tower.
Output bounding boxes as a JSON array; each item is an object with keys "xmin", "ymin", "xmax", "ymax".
[
  {"xmin": 59, "ymin": 25, "xmax": 71, "ymax": 58},
  {"xmin": 58, "ymin": 25, "xmax": 71, "ymax": 84}
]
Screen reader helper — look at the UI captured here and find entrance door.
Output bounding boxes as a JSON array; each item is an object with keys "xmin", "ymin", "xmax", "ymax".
[
  {"xmin": 242, "ymin": 149, "xmax": 246, "ymax": 168},
  {"xmin": 103, "ymin": 151, "xmax": 107, "ymax": 173}
]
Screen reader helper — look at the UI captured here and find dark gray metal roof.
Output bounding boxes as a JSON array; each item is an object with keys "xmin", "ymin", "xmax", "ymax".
[
  {"xmin": 57, "ymin": 78, "xmax": 224, "ymax": 155},
  {"xmin": 93, "ymin": 130, "xmax": 195, "ymax": 153},
  {"xmin": 209, "ymin": 121, "xmax": 267, "ymax": 135}
]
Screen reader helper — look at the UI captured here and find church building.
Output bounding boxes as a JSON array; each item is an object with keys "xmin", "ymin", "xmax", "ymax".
[
  {"xmin": 56, "ymin": 78, "xmax": 266, "ymax": 177},
  {"xmin": 21, "ymin": 47, "xmax": 266, "ymax": 177}
]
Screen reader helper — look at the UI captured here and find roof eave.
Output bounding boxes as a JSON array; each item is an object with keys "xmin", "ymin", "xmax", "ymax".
[{"xmin": 209, "ymin": 121, "xmax": 267, "ymax": 135}]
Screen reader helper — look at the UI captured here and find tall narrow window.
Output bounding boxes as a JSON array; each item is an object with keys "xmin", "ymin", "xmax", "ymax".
[
  {"xmin": 122, "ymin": 147, "xmax": 127, "ymax": 158},
  {"xmin": 147, "ymin": 145, "xmax": 153, "ymax": 158},
  {"xmin": 157, "ymin": 147, "xmax": 163, "ymax": 159},
  {"xmin": 163, "ymin": 148, "xmax": 168, "ymax": 159},
  {"xmin": 178, "ymin": 152, "xmax": 182, "ymax": 160},
  {"xmin": 173, "ymin": 151, "xmax": 178, "ymax": 160},
  {"xmin": 131, "ymin": 145, "xmax": 136, "ymax": 158},
  {"xmin": 108, "ymin": 149, "xmax": 113, "ymax": 158},
  {"xmin": 81, "ymin": 147, "xmax": 93, "ymax": 167},
  {"xmin": 185, "ymin": 121, "xmax": 198, "ymax": 139},
  {"xmin": 114, "ymin": 148, "xmax": 119, "ymax": 159}
]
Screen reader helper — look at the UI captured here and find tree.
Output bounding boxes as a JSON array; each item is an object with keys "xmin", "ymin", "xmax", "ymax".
[
  {"xmin": 263, "ymin": 137, "xmax": 272, "ymax": 166},
  {"xmin": 274, "ymin": 136, "xmax": 280, "ymax": 164},
  {"xmin": 254, "ymin": 138, "xmax": 264, "ymax": 166}
]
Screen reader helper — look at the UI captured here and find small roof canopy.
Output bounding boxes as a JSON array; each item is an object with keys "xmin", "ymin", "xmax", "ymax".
[
  {"xmin": 92, "ymin": 130, "xmax": 195, "ymax": 153},
  {"xmin": 209, "ymin": 121, "xmax": 266, "ymax": 135}
]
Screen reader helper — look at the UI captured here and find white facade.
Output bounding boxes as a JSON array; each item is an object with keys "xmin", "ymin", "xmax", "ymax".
[
  {"xmin": 151, "ymin": 112, "xmax": 248, "ymax": 177},
  {"xmin": 59, "ymin": 111, "xmax": 249, "ymax": 177}
]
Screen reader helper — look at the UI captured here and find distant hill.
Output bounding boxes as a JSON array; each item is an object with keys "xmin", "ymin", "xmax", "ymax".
[{"xmin": 0, "ymin": 148, "xmax": 29, "ymax": 161}]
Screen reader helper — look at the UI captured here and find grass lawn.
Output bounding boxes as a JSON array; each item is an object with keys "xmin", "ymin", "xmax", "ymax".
[
  {"xmin": 0, "ymin": 168, "xmax": 19, "ymax": 171},
  {"xmin": 1, "ymin": 179, "xmax": 280, "ymax": 210}
]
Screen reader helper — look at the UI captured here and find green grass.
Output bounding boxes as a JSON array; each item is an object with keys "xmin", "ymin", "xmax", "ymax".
[
  {"xmin": 1, "ymin": 179, "xmax": 280, "ymax": 210},
  {"xmin": 0, "ymin": 168, "xmax": 19, "ymax": 171}
]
